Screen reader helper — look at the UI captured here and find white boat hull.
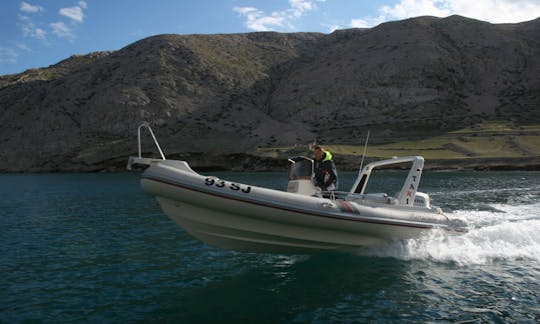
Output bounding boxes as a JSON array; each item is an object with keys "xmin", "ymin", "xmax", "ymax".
[{"xmin": 139, "ymin": 160, "xmax": 460, "ymax": 253}]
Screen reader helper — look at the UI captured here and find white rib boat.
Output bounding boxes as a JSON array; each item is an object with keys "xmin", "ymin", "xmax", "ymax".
[{"xmin": 128, "ymin": 124, "xmax": 467, "ymax": 253}]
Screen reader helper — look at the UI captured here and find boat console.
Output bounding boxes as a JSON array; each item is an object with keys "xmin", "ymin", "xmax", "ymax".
[{"xmin": 286, "ymin": 156, "xmax": 320, "ymax": 196}]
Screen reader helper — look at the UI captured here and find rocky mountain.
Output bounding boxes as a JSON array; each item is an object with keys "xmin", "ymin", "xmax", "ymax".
[{"xmin": 0, "ymin": 15, "xmax": 539, "ymax": 172}]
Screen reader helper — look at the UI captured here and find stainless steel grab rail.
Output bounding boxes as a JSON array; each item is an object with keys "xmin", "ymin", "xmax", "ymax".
[
  {"xmin": 127, "ymin": 123, "xmax": 166, "ymax": 170},
  {"xmin": 138, "ymin": 122, "xmax": 166, "ymax": 160}
]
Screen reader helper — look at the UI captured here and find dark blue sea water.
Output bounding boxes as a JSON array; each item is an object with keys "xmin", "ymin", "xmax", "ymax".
[{"xmin": 1, "ymin": 171, "xmax": 539, "ymax": 322}]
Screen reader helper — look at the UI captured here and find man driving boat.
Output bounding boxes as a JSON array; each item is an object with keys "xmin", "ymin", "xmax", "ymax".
[{"xmin": 313, "ymin": 146, "xmax": 338, "ymax": 191}]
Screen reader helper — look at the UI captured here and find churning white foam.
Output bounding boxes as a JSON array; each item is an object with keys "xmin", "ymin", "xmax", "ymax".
[{"xmin": 362, "ymin": 203, "xmax": 540, "ymax": 265}]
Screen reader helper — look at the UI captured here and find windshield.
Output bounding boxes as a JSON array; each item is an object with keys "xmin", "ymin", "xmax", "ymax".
[{"xmin": 288, "ymin": 156, "xmax": 313, "ymax": 180}]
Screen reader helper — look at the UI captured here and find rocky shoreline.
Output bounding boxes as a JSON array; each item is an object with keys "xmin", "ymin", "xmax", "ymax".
[
  {"xmin": 167, "ymin": 154, "xmax": 540, "ymax": 172},
  {"xmin": 5, "ymin": 153, "xmax": 538, "ymax": 173}
]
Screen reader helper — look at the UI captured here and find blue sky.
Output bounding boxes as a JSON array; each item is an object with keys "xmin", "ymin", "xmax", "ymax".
[{"xmin": 1, "ymin": 0, "xmax": 539, "ymax": 75}]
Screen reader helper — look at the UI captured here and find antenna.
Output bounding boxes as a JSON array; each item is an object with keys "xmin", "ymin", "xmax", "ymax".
[{"xmin": 358, "ymin": 129, "xmax": 370, "ymax": 172}]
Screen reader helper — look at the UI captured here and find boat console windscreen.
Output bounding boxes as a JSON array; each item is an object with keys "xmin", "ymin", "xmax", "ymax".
[
  {"xmin": 288, "ymin": 156, "xmax": 314, "ymax": 180},
  {"xmin": 363, "ymin": 161, "xmax": 413, "ymax": 197}
]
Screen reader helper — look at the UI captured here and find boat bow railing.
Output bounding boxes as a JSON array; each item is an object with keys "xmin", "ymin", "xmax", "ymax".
[{"xmin": 127, "ymin": 122, "xmax": 167, "ymax": 170}]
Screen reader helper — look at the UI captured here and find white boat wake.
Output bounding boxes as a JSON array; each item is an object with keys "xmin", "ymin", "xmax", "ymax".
[{"xmin": 362, "ymin": 202, "xmax": 540, "ymax": 265}]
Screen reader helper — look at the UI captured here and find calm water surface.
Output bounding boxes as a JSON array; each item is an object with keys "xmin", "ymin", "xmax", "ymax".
[{"xmin": 1, "ymin": 171, "xmax": 539, "ymax": 322}]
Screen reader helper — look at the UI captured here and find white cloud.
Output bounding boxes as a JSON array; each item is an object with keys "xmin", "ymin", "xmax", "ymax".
[
  {"xmin": 379, "ymin": 0, "xmax": 450, "ymax": 19},
  {"xmin": 16, "ymin": 43, "xmax": 31, "ymax": 51},
  {"xmin": 442, "ymin": 0, "xmax": 540, "ymax": 23},
  {"xmin": 18, "ymin": 14, "xmax": 47, "ymax": 40},
  {"xmin": 16, "ymin": 2, "xmax": 88, "ymax": 41},
  {"xmin": 32, "ymin": 28, "xmax": 46, "ymax": 39},
  {"xmin": 234, "ymin": 0, "xmax": 317, "ymax": 31},
  {"xmin": 59, "ymin": 6, "xmax": 84, "ymax": 22},
  {"xmin": 350, "ymin": 16, "xmax": 388, "ymax": 28},
  {"xmin": 0, "ymin": 43, "xmax": 32, "ymax": 67},
  {"xmin": 351, "ymin": 0, "xmax": 540, "ymax": 28},
  {"xmin": 233, "ymin": 7, "xmax": 285, "ymax": 30},
  {"xmin": 0, "ymin": 46, "xmax": 18, "ymax": 64},
  {"xmin": 289, "ymin": 0, "xmax": 314, "ymax": 17},
  {"xmin": 327, "ymin": 24, "xmax": 342, "ymax": 32},
  {"xmin": 20, "ymin": 2, "xmax": 44, "ymax": 13},
  {"xmin": 52, "ymin": 2, "xmax": 87, "ymax": 40},
  {"xmin": 233, "ymin": 6, "xmax": 257, "ymax": 16},
  {"xmin": 50, "ymin": 22, "xmax": 75, "ymax": 39},
  {"xmin": 59, "ymin": 2, "xmax": 87, "ymax": 23},
  {"xmin": 18, "ymin": 3, "xmax": 47, "ymax": 40}
]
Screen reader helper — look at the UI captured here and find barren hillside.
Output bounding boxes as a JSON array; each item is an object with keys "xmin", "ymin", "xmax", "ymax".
[{"xmin": 0, "ymin": 15, "xmax": 539, "ymax": 171}]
